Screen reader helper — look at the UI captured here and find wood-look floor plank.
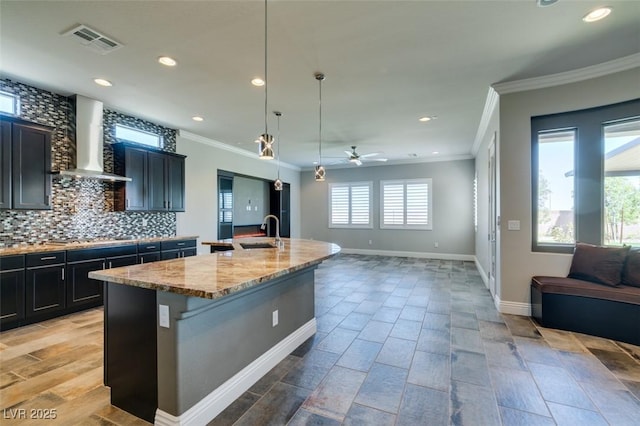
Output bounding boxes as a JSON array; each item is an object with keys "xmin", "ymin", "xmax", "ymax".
[
  {"xmin": 0, "ymin": 366, "xmax": 77, "ymax": 409},
  {"xmin": 0, "ymin": 354, "xmax": 41, "ymax": 375},
  {"xmin": 15, "ymin": 344, "xmax": 102, "ymax": 379},
  {"xmin": 18, "ymin": 386, "xmax": 111, "ymax": 426},
  {"xmin": 49, "ymin": 365, "xmax": 103, "ymax": 400}
]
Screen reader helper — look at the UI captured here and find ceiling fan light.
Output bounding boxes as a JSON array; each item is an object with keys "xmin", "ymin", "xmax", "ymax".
[{"xmin": 315, "ymin": 165, "xmax": 326, "ymax": 181}]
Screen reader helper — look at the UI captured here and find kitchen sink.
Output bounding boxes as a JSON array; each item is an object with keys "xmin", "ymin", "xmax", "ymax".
[{"xmin": 239, "ymin": 242, "xmax": 277, "ymax": 249}]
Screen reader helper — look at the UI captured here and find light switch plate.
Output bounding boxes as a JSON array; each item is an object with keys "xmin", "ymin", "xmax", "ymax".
[
  {"xmin": 159, "ymin": 304, "xmax": 170, "ymax": 328},
  {"xmin": 507, "ymin": 220, "xmax": 521, "ymax": 231}
]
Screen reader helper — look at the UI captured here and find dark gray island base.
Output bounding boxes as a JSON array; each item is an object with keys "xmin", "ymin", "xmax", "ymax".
[{"xmin": 92, "ymin": 238, "xmax": 340, "ymax": 425}]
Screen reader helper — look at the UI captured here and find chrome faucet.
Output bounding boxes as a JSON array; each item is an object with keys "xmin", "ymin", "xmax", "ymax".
[{"xmin": 261, "ymin": 215, "xmax": 281, "ymax": 245}]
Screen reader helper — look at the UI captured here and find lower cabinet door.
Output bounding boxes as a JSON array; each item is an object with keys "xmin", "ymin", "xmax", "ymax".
[
  {"xmin": 160, "ymin": 250, "xmax": 180, "ymax": 260},
  {"xmin": 66, "ymin": 259, "xmax": 105, "ymax": 308},
  {"xmin": 0, "ymin": 269, "xmax": 25, "ymax": 328},
  {"xmin": 139, "ymin": 252, "xmax": 161, "ymax": 264},
  {"xmin": 25, "ymin": 265, "xmax": 65, "ymax": 317}
]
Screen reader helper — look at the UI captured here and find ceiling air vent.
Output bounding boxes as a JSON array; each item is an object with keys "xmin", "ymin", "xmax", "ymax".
[{"xmin": 63, "ymin": 24, "xmax": 123, "ymax": 55}]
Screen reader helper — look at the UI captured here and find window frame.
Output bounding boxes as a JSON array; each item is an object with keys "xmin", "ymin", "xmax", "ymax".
[
  {"xmin": 531, "ymin": 99, "xmax": 640, "ymax": 253},
  {"xmin": 0, "ymin": 91, "xmax": 20, "ymax": 116},
  {"xmin": 380, "ymin": 178, "xmax": 433, "ymax": 230},
  {"xmin": 328, "ymin": 181, "xmax": 373, "ymax": 229},
  {"xmin": 114, "ymin": 123, "xmax": 162, "ymax": 148}
]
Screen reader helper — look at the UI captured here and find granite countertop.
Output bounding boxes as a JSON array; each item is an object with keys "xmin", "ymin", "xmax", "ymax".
[
  {"xmin": 0, "ymin": 235, "xmax": 199, "ymax": 256},
  {"xmin": 89, "ymin": 238, "xmax": 341, "ymax": 300}
]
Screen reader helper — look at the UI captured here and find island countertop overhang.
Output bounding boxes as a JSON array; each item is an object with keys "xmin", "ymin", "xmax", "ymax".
[{"xmin": 88, "ymin": 238, "xmax": 340, "ymax": 299}]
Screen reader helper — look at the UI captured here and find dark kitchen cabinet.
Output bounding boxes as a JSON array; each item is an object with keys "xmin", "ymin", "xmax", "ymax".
[
  {"xmin": 160, "ymin": 239, "xmax": 196, "ymax": 260},
  {"xmin": 138, "ymin": 241, "xmax": 161, "ymax": 264},
  {"xmin": 148, "ymin": 151, "xmax": 185, "ymax": 212},
  {"xmin": 25, "ymin": 252, "xmax": 66, "ymax": 319},
  {"xmin": 0, "ymin": 117, "xmax": 52, "ymax": 210},
  {"xmin": 0, "ymin": 255, "xmax": 25, "ymax": 329},
  {"xmin": 0, "ymin": 119, "xmax": 11, "ymax": 209},
  {"xmin": 114, "ymin": 143, "xmax": 185, "ymax": 212},
  {"xmin": 66, "ymin": 245, "xmax": 137, "ymax": 308}
]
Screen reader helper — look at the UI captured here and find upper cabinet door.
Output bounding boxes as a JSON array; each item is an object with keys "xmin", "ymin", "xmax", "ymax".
[
  {"xmin": 167, "ymin": 155, "xmax": 185, "ymax": 212},
  {"xmin": 0, "ymin": 120, "xmax": 11, "ymax": 209},
  {"xmin": 147, "ymin": 151, "xmax": 167, "ymax": 211},
  {"xmin": 124, "ymin": 147, "xmax": 148, "ymax": 211},
  {"xmin": 11, "ymin": 122, "xmax": 52, "ymax": 210}
]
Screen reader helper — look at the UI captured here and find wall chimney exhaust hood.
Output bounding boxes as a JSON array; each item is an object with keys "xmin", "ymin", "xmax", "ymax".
[{"xmin": 58, "ymin": 95, "xmax": 131, "ymax": 182}]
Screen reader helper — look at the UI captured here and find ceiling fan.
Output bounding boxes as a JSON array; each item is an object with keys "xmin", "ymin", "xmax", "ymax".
[{"xmin": 344, "ymin": 146, "xmax": 388, "ymax": 166}]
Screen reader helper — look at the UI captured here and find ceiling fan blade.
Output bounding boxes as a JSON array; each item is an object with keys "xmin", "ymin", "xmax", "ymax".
[
  {"xmin": 344, "ymin": 151, "xmax": 354, "ymax": 157},
  {"xmin": 354, "ymin": 159, "xmax": 362, "ymax": 166},
  {"xmin": 366, "ymin": 158, "xmax": 388, "ymax": 162},
  {"xmin": 360, "ymin": 152, "xmax": 381, "ymax": 158}
]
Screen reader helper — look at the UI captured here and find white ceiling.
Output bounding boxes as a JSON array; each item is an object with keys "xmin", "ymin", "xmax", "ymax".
[{"xmin": 1, "ymin": 1, "xmax": 639, "ymax": 168}]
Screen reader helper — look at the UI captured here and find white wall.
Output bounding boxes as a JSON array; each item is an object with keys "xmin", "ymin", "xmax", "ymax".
[
  {"xmin": 497, "ymin": 67, "xmax": 640, "ymax": 311},
  {"xmin": 175, "ymin": 132, "xmax": 301, "ymax": 254},
  {"xmin": 300, "ymin": 159, "xmax": 476, "ymax": 258}
]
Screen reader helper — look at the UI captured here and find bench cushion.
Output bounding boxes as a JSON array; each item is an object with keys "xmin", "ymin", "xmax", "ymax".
[
  {"xmin": 532, "ymin": 275, "xmax": 640, "ymax": 305},
  {"xmin": 568, "ymin": 242, "xmax": 629, "ymax": 287},
  {"xmin": 622, "ymin": 249, "xmax": 640, "ymax": 288}
]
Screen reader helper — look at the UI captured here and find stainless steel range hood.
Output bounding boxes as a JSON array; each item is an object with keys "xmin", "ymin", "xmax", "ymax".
[{"xmin": 58, "ymin": 95, "xmax": 131, "ymax": 182}]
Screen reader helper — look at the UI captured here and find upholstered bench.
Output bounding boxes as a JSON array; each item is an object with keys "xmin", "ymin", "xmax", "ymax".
[{"xmin": 531, "ymin": 244, "xmax": 640, "ymax": 346}]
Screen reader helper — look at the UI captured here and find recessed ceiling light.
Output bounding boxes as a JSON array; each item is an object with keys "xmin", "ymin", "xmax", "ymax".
[
  {"xmin": 432, "ymin": 151, "xmax": 439, "ymax": 155},
  {"xmin": 583, "ymin": 7, "xmax": 612, "ymax": 22},
  {"xmin": 192, "ymin": 116, "xmax": 204, "ymax": 122},
  {"xmin": 94, "ymin": 78, "xmax": 112, "ymax": 87},
  {"xmin": 251, "ymin": 78, "xmax": 265, "ymax": 87},
  {"xmin": 419, "ymin": 116, "xmax": 431, "ymax": 122},
  {"xmin": 158, "ymin": 56, "xmax": 177, "ymax": 66}
]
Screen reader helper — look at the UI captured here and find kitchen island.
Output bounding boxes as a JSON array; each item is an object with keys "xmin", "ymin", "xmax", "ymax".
[{"xmin": 89, "ymin": 237, "xmax": 340, "ymax": 426}]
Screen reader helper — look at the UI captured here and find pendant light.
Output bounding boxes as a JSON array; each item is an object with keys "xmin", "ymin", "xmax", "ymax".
[
  {"xmin": 274, "ymin": 111, "xmax": 283, "ymax": 191},
  {"xmin": 256, "ymin": 0, "xmax": 274, "ymax": 160},
  {"xmin": 314, "ymin": 72, "xmax": 326, "ymax": 181}
]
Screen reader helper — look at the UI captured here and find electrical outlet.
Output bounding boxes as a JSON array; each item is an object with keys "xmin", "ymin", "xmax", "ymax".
[
  {"xmin": 368, "ymin": 240, "xmax": 372, "ymax": 245},
  {"xmin": 142, "ymin": 218, "xmax": 148, "ymax": 227},
  {"xmin": 272, "ymin": 310, "xmax": 279, "ymax": 327},
  {"xmin": 159, "ymin": 305, "xmax": 170, "ymax": 328},
  {"xmin": 434, "ymin": 242, "xmax": 439, "ymax": 248}
]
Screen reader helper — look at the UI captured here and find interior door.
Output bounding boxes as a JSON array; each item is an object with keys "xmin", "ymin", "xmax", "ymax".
[
  {"xmin": 218, "ymin": 174, "xmax": 234, "ymax": 239},
  {"xmin": 488, "ymin": 136, "xmax": 497, "ymax": 297}
]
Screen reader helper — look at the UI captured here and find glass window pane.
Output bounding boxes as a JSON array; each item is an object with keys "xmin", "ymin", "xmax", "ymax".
[
  {"xmin": 115, "ymin": 124, "xmax": 161, "ymax": 147},
  {"xmin": 537, "ymin": 130, "xmax": 575, "ymax": 245},
  {"xmin": 604, "ymin": 119, "xmax": 640, "ymax": 247}
]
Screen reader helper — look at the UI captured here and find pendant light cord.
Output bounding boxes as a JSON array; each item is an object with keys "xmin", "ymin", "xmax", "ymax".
[
  {"xmin": 318, "ymin": 76, "xmax": 322, "ymax": 163},
  {"xmin": 276, "ymin": 112, "xmax": 281, "ymax": 178},
  {"xmin": 264, "ymin": 0, "xmax": 268, "ymax": 137}
]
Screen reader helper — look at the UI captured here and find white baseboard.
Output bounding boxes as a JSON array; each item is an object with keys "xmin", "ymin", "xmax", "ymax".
[
  {"xmin": 495, "ymin": 296, "xmax": 531, "ymax": 316},
  {"xmin": 154, "ymin": 319, "xmax": 317, "ymax": 426},
  {"xmin": 340, "ymin": 248, "xmax": 474, "ymax": 261},
  {"xmin": 474, "ymin": 257, "xmax": 489, "ymax": 289}
]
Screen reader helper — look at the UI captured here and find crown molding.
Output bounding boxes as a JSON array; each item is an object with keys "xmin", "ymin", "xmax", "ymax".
[
  {"xmin": 492, "ymin": 53, "xmax": 640, "ymax": 95},
  {"xmin": 177, "ymin": 130, "xmax": 301, "ymax": 172},
  {"xmin": 471, "ymin": 87, "xmax": 499, "ymax": 156}
]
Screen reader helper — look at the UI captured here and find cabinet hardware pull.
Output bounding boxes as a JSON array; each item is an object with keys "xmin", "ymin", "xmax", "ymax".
[
  {"xmin": 61, "ymin": 268, "xmax": 65, "ymax": 280},
  {"xmin": 168, "ymin": 201, "xmax": 171, "ymax": 209},
  {"xmin": 103, "ymin": 262, "xmax": 106, "ymax": 270},
  {"xmin": 177, "ymin": 242, "xmax": 185, "ymax": 246},
  {"xmin": 40, "ymin": 256, "xmax": 57, "ymax": 260},
  {"xmin": 126, "ymin": 199, "xmax": 129, "ymax": 208},
  {"xmin": 141, "ymin": 258, "xmax": 144, "ymax": 264},
  {"xmin": 146, "ymin": 246, "xmax": 156, "ymax": 249},
  {"xmin": 109, "ymin": 261, "xmax": 113, "ymax": 269}
]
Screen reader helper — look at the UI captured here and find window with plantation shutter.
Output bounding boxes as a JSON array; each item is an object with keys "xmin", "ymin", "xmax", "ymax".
[
  {"xmin": 381, "ymin": 179, "xmax": 432, "ymax": 230},
  {"xmin": 329, "ymin": 182, "xmax": 372, "ymax": 228}
]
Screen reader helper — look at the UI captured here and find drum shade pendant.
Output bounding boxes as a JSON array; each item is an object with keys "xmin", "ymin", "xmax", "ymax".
[
  {"xmin": 314, "ymin": 72, "xmax": 326, "ymax": 182},
  {"xmin": 274, "ymin": 111, "xmax": 283, "ymax": 191},
  {"xmin": 256, "ymin": 0, "xmax": 274, "ymax": 160}
]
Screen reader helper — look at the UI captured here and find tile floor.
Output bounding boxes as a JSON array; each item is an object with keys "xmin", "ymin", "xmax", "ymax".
[{"xmin": 210, "ymin": 254, "xmax": 640, "ymax": 425}]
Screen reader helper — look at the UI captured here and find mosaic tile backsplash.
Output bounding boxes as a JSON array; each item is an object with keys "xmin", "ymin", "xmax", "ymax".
[{"xmin": 0, "ymin": 79, "xmax": 178, "ymax": 247}]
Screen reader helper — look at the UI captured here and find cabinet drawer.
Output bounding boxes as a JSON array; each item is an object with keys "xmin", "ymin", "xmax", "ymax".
[
  {"xmin": 160, "ymin": 239, "xmax": 196, "ymax": 251},
  {"xmin": 0, "ymin": 254, "xmax": 25, "ymax": 271},
  {"xmin": 67, "ymin": 245, "xmax": 137, "ymax": 262},
  {"xmin": 138, "ymin": 242, "xmax": 161, "ymax": 253},
  {"xmin": 26, "ymin": 251, "xmax": 65, "ymax": 267}
]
